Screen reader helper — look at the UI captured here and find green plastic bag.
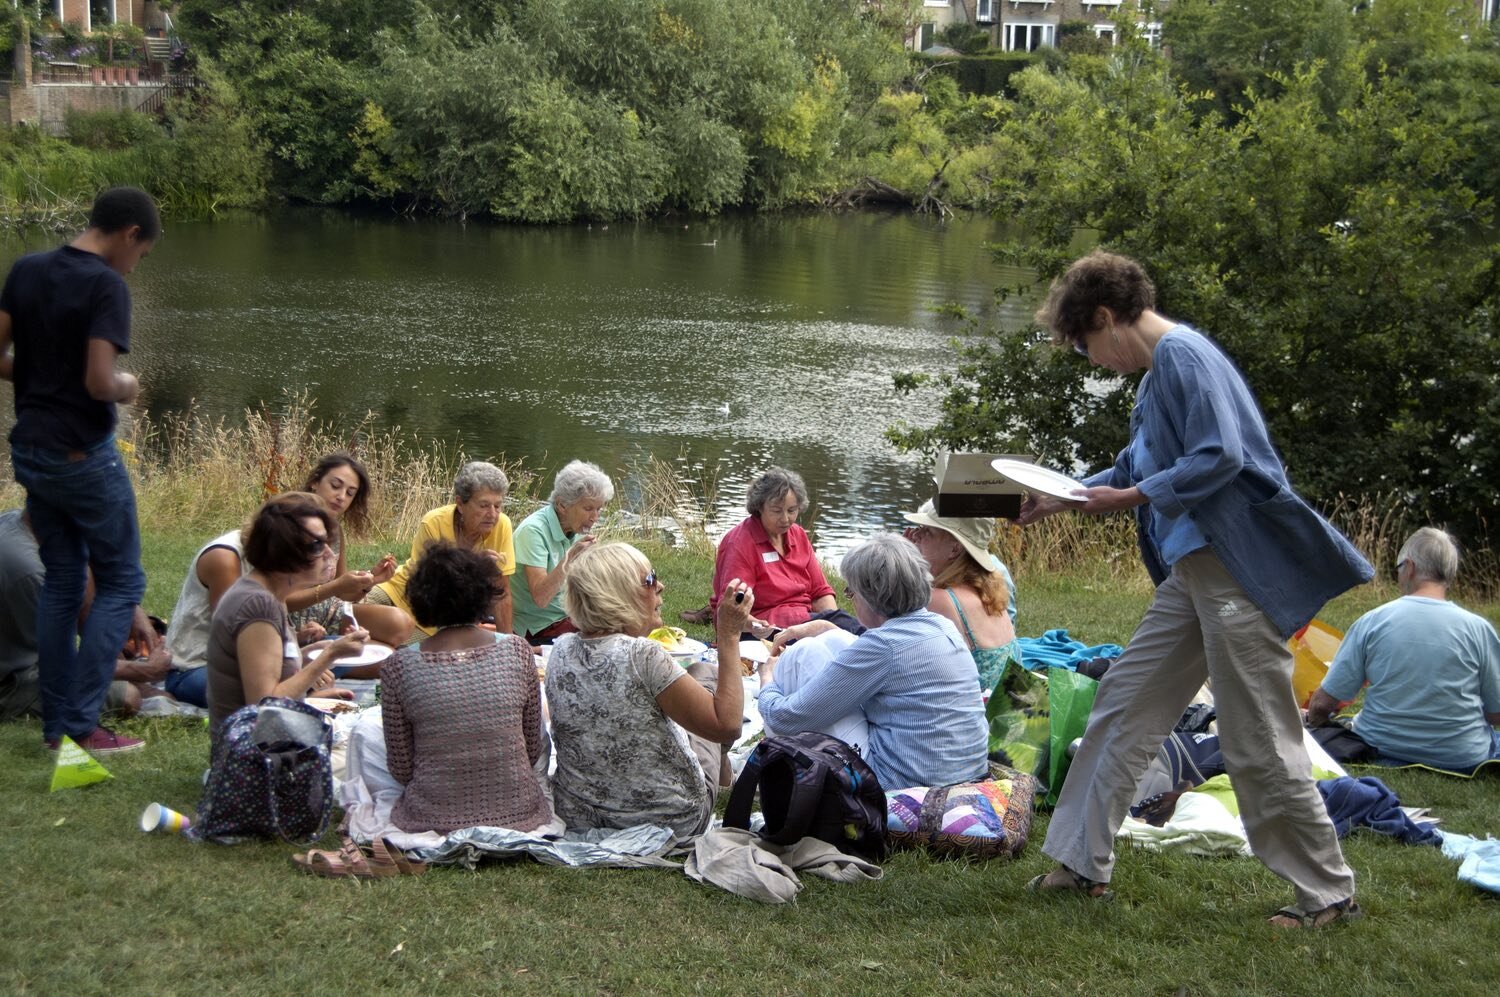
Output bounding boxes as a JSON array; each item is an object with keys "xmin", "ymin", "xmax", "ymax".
[
  {"xmin": 1044, "ymin": 667, "xmax": 1099, "ymax": 807},
  {"xmin": 986, "ymin": 660, "xmax": 1050, "ymax": 791}
]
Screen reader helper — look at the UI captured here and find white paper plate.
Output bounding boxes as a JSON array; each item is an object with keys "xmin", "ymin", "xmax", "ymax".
[
  {"xmin": 990, "ymin": 458, "xmax": 1088, "ymax": 502},
  {"xmin": 664, "ymin": 636, "xmax": 709, "ymax": 658},
  {"xmin": 309, "ymin": 643, "xmax": 393, "ymax": 668},
  {"xmin": 738, "ymin": 639, "xmax": 771, "ymax": 664},
  {"xmin": 305, "ymin": 697, "xmax": 359, "ymax": 715}
]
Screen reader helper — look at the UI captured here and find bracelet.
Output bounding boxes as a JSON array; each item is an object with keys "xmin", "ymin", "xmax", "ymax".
[{"xmin": 314, "ymin": 583, "xmax": 322, "ymax": 601}]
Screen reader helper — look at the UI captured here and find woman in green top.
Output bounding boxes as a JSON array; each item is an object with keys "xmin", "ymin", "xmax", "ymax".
[
  {"xmin": 511, "ymin": 460, "xmax": 615, "ymax": 644},
  {"xmin": 902, "ymin": 500, "xmax": 1019, "ymax": 694}
]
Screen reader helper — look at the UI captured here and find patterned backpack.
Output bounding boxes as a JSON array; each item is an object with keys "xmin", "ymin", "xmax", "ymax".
[
  {"xmin": 192, "ymin": 697, "xmax": 334, "ymax": 846},
  {"xmin": 724, "ymin": 732, "xmax": 888, "ymax": 862}
]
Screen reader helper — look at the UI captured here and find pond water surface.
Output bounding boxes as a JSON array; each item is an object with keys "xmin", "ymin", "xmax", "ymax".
[{"xmin": 2, "ymin": 210, "xmax": 1039, "ymax": 555}]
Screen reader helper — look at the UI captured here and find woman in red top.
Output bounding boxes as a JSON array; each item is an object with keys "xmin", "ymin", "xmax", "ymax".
[{"xmin": 710, "ymin": 467, "xmax": 836, "ymax": 630}]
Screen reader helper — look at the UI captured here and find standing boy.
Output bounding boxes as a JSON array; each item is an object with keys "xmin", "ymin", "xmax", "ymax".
[{"xmin": 0, "ymin": 187, "xmax": 160, "ymax": 754}]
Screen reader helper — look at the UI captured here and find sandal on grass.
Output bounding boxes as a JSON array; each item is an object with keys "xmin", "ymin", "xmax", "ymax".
[
  {"xmin": 372, "ymin": 836, "xmax": 428, "ymax": 877},
  {"xmin": 292, "ymin": 839, "xmax": 395, "ymax": 880},
  {"xmin": 1268, "ymin": 898, "xmax": 1363, "ymax": 929},
  {"xmin": 1026, "ymin": 866, "xmax": 1113, "ymax": 901}
]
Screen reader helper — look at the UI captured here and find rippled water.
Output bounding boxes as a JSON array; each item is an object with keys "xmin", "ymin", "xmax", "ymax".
[{"xmin": 3, "ymin": 210, "xmax": 1039, "ymax": 555}]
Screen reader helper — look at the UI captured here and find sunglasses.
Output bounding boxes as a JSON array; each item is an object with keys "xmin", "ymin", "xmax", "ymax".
[
  {"xmin": 642, "ymin": 570, "xmax": 659, "ymax": 589},
  {"xmin": 304, "ymin": 534, "xmax": 330, "ymax": 557}
]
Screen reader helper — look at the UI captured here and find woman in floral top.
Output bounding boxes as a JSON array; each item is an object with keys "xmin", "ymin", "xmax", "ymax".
[{"xmin": 546, "ymin": 543, "xmax": 752, "ymax": 837}]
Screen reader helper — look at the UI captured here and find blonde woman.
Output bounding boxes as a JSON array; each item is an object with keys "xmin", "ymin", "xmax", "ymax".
[
  {"xmin": 902, "ymin": 500, "xmax": 1019, "ymax": 694},
  {"xmin": 545, "ymin": 543, "xmax": 749, "ymax": 836}
]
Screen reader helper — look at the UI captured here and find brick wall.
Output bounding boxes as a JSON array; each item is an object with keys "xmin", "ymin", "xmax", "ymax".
[{"xmin": 7, "ymin": 83, "xmax": 158, "ymax": 135}]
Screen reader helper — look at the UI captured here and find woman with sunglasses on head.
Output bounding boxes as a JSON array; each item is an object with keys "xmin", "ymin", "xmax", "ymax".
[
  {"xmin": 205, "ymin": 492, "xmax": 368, "ymax": 742},
  {"xmin": 1015, "ymin": 251, "xmax": 1371, "ymax": 928},
  {"xmin": 546, "ymin": 542, "xmax": 750, "ymax": 837},
  {"xmin": 284, "ymin": 452, "xmax": 412, "ymax": 658}
]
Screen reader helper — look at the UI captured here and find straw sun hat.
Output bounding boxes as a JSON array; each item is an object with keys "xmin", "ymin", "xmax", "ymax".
[{"xmin": 902, "ymin": 500, "xmax": 1001, "ymax": 573}]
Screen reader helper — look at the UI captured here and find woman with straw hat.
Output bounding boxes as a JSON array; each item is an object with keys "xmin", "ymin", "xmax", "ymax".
[{"xmin": 902, "ymin": 500, "xmax": 1019, "ymax": 694}]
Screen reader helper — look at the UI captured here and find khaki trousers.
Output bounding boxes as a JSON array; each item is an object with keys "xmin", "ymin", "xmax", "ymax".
[{"xmin": 1042, "ymin": 550, "xmax": 1355, "ymax": 911}]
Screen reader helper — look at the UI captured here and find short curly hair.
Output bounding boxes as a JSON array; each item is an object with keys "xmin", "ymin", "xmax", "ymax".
[
  {"xmin": 405, "ymin": 541, "xmax": 506, "ymax": 629},
  {"xmin": 453, "ymin": 461, "xmax": 510, "ymax": 503},
  {"xmin": 746, "ymin": 466, "xmax": 808, "ymax": 517},
  {"xmin": 1035, "ymin": 250, "xmax": 1156, "ymax": 349}
]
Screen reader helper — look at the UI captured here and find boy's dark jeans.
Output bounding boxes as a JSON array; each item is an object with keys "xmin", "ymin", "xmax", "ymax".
[{"xmin": 11, "ymin": 437, "xmax": 145, "ymax": 741}]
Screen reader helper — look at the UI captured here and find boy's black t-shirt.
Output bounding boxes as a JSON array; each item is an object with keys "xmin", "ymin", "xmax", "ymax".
[{"xmin": 1, "ymin": 245, "xmax": 132, "ymax": 450}]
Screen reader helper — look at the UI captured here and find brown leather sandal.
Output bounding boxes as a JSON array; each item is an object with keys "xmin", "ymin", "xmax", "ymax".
[
  {"xmin": 373, "ymin": 836, "xmax": 428, "ymax": 877},
  {"xmin": 292, "ymin": 839, "xmax": 396, "ymax": 879},
  {"xmin": 678, "ymin": 604, "xmax": 712, "ymax": 625}
]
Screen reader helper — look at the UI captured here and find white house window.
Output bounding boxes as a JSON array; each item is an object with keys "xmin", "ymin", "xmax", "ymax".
[
  {"xmin": 923, "ymin": 1, "xmax": 952, "ymax": 7},
  {"xmin": 1138, "ymin": 21, "xmax": 1163, "ymax": 47},
  {"xmin": 1004, "ymin": 20, "xmax": 1056, "ymax": 51},
  {"xmin": 978, "ymin": 0, "xmax": 999, "ymax": 23},
  {"xmin": 1081, "ymin": 0, "xmax": 1123, "ymax": 9},
  {"xmin": 1484, "ymin": 0, "xmax": 1498, "ymax": 22},
  {"xmin": 1093, "ymin": 22, "xmax": 1116, "ymax": 44}
]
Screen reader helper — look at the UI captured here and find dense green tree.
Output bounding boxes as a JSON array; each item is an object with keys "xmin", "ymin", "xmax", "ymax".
[
  {"xmin": 174, "ymin": 0, "xmax": 905, "ymax": 218},
  {"xmin": 1163, "ymin": 0, "xmax": 1357, "ymax": 119},
  {"xmin": 890, "ymin": 22, "xmax": 1500, "ymax": 545}
]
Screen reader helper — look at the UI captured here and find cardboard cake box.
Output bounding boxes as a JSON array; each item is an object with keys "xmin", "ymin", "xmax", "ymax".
[{"xmin": 931, "ymin": 452, "xmax": 1034, "ymax": 519}]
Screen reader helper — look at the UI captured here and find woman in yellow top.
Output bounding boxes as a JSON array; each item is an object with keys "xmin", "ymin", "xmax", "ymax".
[{"xmin": 369, "ymin": 462, "xmax": 516, "ymax": 638}]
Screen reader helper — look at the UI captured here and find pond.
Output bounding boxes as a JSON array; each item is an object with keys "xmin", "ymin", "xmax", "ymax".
[{"xmin": 2, "ymin": 210, "xmax": 1038, "ymax": 555}]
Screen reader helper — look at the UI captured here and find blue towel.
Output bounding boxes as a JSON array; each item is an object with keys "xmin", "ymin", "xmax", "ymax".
[
  {"xmin": 1016, "ymin": 628, "xmax": 1124, "ymax": 672},
  {"xmin": 1317, "ymin": 776, "xmax": 1439, "ymax": 846},
  {"xmin": 1439, "ymin": 831, "xmax": 1500, "ymax": 894}
]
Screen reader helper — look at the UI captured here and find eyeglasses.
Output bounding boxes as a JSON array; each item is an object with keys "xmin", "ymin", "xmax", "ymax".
[
  {"xmin": 1394, "ymin": 558, "xmax": 1410, "ymax": 577},
  {"xmin": 642, "ymin": 570, "xmax": 659, "ymax": 589},
  {"xmin": 1073, "ymin": 339, "xmax": 1090, "ymax": 358},
  {"xmin": 304, "ymin": 534, "xmax": 330, "ymax": 557}
]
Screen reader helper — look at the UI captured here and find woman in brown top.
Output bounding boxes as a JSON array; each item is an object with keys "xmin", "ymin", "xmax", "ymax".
[
  {"xmin": 206, "ymin": 492, "xmax": 368, "ymax": 736},
  {"xmin": 381, "ymin": 542, "xmax": 553, "ymax": 835}
]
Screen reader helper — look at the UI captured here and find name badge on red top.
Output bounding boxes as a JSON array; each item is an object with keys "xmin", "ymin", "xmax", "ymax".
[{"xmin": 762, "ymin": 551, "xmax": 781, "ymax": 563}]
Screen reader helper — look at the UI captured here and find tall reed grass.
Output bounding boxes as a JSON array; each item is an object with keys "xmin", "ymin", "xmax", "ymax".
[
  {"xmin": 1, "ymin": 396, "xmax": 1492, "ymax": 599},
  {"xmin": 0, "ymin": 392, "xmax": 538, "ymax": 546}
]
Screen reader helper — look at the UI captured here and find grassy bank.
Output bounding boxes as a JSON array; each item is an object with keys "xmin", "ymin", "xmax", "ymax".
[
  {"xmin": 4, "ymin": 408, "xmax": 1500, "ymax": 993},
  {"xmin": 5, "ymin": 541, "xmax": 1499, "ymax": 994}
]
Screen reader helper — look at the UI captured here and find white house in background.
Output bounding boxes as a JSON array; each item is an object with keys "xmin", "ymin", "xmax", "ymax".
[
  {"xmin": 912, "ymin": 1, "xmax": 1169, "ymax": 53},
  {"xmin": 40, "ymin": 1, "xmax": 149, "ymax": 32}
]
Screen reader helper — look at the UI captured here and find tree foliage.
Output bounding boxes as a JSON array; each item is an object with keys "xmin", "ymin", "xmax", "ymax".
[
  {"xmin": 174, "ymin": 0, "xmax": 907, "ymax": 219},
  {"xmin": 891, "ymin": 7, "xmax": 1500, "ymax": 546}
]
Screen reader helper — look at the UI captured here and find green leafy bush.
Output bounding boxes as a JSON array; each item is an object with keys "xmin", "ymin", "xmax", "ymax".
[
  {"xmin": 889, "ymin": 14, "xmax": 1500, "ymax": 548},
  {"xmin": 913, "ymin": 51, "xmax": 1040, "ymax": 97}
]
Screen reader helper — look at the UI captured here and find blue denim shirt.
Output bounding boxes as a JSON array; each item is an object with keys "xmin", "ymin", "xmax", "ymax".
[
  {"xmin": 758, "ymin": 609, "xmax": 990, "ymax": 791},
  {"xmin": 1086, "ymin": 326, "xmax": 1373, "ymax": 638}
]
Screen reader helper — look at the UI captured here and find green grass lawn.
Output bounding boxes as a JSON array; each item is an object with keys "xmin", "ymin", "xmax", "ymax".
[{"xmin": 4, "ymin": 531, "xmax": 1499, "ymax": 993}]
